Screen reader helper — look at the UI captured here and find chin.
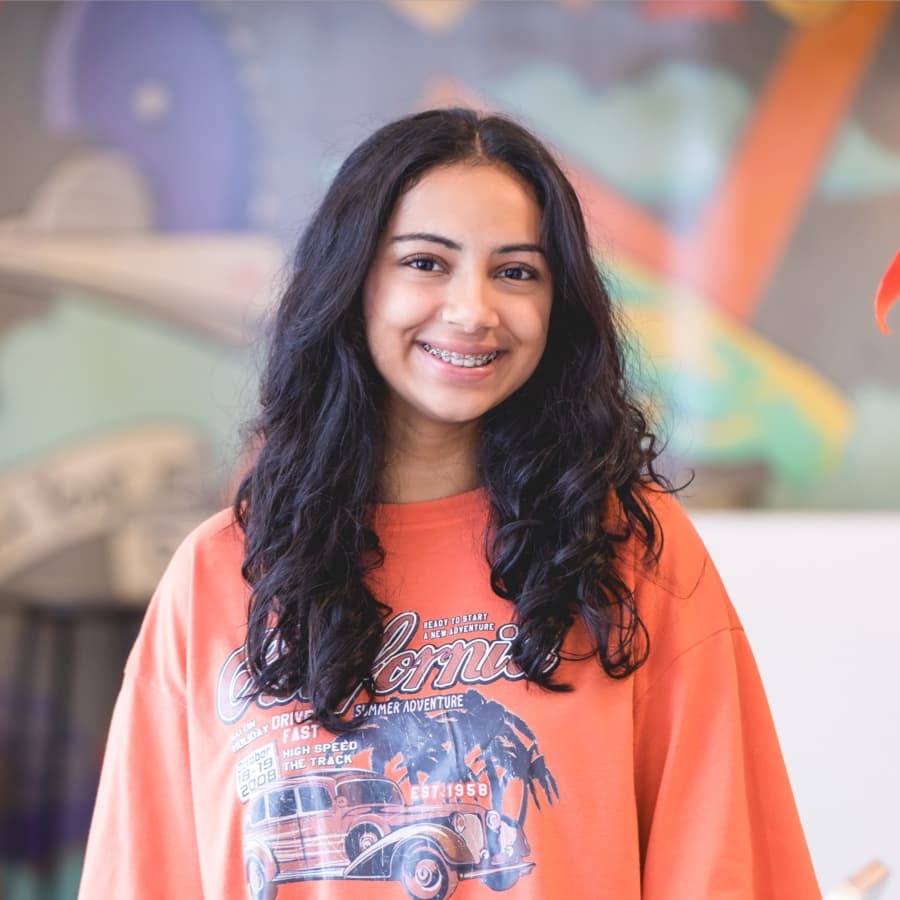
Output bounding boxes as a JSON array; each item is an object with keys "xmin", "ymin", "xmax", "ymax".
[
  {"xmin": 415, "ymin": 400, "xmax": 493, "ymax": 425},
  {"xmin": 427, "ymin": 410, "xmax": 489, "ymax": 426}
]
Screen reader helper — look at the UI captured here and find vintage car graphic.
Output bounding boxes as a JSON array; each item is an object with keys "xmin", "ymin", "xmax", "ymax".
[{"xmin": 242, "ymin": 768, "xmax": 533, "ymax": 900}]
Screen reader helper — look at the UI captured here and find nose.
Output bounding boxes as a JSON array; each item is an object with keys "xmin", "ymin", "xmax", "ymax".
[{"xmin": 440, "ymin": 274, "xmax": 500, "ymax": 333}]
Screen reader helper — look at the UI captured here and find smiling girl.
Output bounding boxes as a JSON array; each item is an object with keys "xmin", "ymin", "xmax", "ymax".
[{"xmin": 79, "ymin": 108, "xmax": 820, "ymax": 900}]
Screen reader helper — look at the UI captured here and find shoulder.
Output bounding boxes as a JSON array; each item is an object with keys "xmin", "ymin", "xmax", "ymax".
[
  {"xmin": 624, "ymin": 488, "xmax": 743, "ymax": 693},
  {"xmin": 148, "ymin": 507, "xmax": 246, "ymax": 595},
  {"xmin": 615, "ymin": 486, "xmax": 712, "ymax": 593},
  {"xmin": 124, "ymin": 508, "xmax": 248, "ymax": 687},
  {"xmin": 173, "ymin": 507, "xmax": 244, "ymax": 564},
  {"xmin": 153, "ymin": 506, "xmax": 247, "ymax": 617},
  {"xmin": 640, "ymin": 487, "xmax": 715, "ymax": 589}
]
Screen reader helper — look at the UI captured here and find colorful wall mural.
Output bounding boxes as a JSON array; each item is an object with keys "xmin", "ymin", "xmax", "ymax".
[{"xmin": 1, "ymin": 1, "xmax": 898, "ymax": 897}]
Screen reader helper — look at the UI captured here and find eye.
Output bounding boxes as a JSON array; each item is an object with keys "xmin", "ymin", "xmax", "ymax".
[
  {"xmin": 404, "ymin": 255, "xmax": 444, "ymax": 273},
  {"xmin": 498, "ymin": 264, "xmax": 537, "ymax": 281}
]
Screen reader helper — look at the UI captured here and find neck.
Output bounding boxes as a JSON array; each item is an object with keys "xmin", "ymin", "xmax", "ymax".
[{"xmin": 378, "ymin": 414, "xmax": 480, "ymax": 504}]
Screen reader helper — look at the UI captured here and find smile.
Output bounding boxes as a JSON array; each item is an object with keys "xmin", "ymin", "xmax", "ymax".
[{"xmin": 421, "ymin": 343, "xmax": 498, "ymax": 368}]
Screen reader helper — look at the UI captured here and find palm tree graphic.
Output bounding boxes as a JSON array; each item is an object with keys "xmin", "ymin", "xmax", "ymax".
[{"xmin": 355, "ymin": 689, "xmax": 559, "ymax": 827}]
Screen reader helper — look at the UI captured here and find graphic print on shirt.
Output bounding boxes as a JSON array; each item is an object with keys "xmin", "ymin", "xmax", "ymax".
[{"xmin": 216, "ymin": 611, "xmax": 561, "ymax": 900}]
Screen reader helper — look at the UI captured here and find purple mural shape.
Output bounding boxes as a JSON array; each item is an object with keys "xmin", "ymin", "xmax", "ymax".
[{"xmin": 42, "ymin": 0, "xmax": 254, "ymax": 230}]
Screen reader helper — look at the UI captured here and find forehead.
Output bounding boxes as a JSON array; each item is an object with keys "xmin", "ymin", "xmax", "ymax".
[{"xmin": 387, "ymin": 163, "xmax": 542, "ymax": 238}]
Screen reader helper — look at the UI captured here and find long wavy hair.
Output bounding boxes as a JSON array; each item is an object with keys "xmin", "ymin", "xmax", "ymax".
[{"xmin": 235, "ymin": 107, "xmax": 671, "ymax": 733}]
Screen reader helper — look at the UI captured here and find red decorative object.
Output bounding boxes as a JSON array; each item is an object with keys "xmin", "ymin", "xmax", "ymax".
[{"xmin": 875, "ymin": 251, "xmax": 900, "ymax": 335}]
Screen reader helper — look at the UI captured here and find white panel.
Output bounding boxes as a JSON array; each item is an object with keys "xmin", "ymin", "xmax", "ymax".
[{"xmin": 692, "ymin": 512, "xmax": 900, "ymax": 899}]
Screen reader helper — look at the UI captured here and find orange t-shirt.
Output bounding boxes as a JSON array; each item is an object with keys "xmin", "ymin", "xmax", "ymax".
[{"xmin": 78, "ymin": 488, "xmax": 820, "ymax": 899}]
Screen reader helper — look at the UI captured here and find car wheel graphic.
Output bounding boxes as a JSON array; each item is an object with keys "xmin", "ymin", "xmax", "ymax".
[
  {"xmin": 346, "ymin": 824, "xmax": 382, "ymax": 859},
  {"xmin": 246, "ymin": 856, "xmax": 276, "ymax": 900},
  {"xmin": 394, "ymin": 840, "xmax": 459, "ymax": 900}
]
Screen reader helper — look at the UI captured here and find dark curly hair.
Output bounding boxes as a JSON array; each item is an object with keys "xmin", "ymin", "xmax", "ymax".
[{"xmin": 234, "ymin": 107, "xmax": 672, "ymax": 733}]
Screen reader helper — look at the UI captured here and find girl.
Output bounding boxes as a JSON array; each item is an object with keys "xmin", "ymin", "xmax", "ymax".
[{"xmin": 79, "ymin": 108, "xmax": 820, "ymax": 899}]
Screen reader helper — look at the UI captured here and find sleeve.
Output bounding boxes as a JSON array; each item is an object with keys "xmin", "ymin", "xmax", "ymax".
[
  {"xmin": 77, "ymin": 537, "xmax": 206, "ymax": 899},
  {"xmin": 632, "ymin": 586, "xmax": 821, "ymax": 898}
]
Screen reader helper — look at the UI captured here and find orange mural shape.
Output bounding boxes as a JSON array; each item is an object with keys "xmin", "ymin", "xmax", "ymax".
[
  {"xmin": 425, "ymin": 1, "xmax": 894, "ymax": 327},
  {"xmin": 875, "ymin": 251, "xmax": 900, "ymax": 336},
  {"xmin": 673, "ymin": 0, "xmax": 894, "ymax": 321}
]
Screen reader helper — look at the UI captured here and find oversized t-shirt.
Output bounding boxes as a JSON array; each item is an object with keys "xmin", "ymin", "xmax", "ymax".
[{"xmin": 78, "ymin": 488, "xmax": 821, "ymax": 899}]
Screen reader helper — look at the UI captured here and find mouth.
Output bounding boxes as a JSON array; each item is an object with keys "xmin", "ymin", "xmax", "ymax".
[{"xmin": 421, "ymin": 342, "xmax": 499, "ymax": 369}]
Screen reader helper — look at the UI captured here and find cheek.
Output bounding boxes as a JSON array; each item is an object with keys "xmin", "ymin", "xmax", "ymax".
[
  {"xmin": 366, "ymin": 285, "xmax": 435, "ymax": 336},
  {"xmin": 363, "ymin": 296, "xmax": 421, "ymax": 376},
  {"xmin": 520, "ymin": 299, "xmax": 552, "ymax": 347}
]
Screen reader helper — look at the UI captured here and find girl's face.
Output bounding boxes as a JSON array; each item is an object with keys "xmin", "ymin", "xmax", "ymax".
[{"xmin": 363, "ymin": 162, "xmax": 553, "ymax": 437}]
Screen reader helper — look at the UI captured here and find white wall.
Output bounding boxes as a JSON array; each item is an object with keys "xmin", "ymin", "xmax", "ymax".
[{"xmin": 692, "ymin": 512, "xmax": 900, "ymax": 898}]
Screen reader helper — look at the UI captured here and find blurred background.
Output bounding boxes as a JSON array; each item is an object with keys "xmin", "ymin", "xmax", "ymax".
[{"xmin": 0, "ymin": 0, "xmax": 897, "ymax": 897}]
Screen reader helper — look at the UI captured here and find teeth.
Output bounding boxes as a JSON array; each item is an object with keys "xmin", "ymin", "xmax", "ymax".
[{"xmin": 422, "ymin": 343, "xmax": 498, "ymax": 368}]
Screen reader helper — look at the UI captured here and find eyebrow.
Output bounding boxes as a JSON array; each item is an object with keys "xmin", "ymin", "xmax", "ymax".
[{"xmin": 390, "ymin": 232, "xmax": 545, "ymax": 256}]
